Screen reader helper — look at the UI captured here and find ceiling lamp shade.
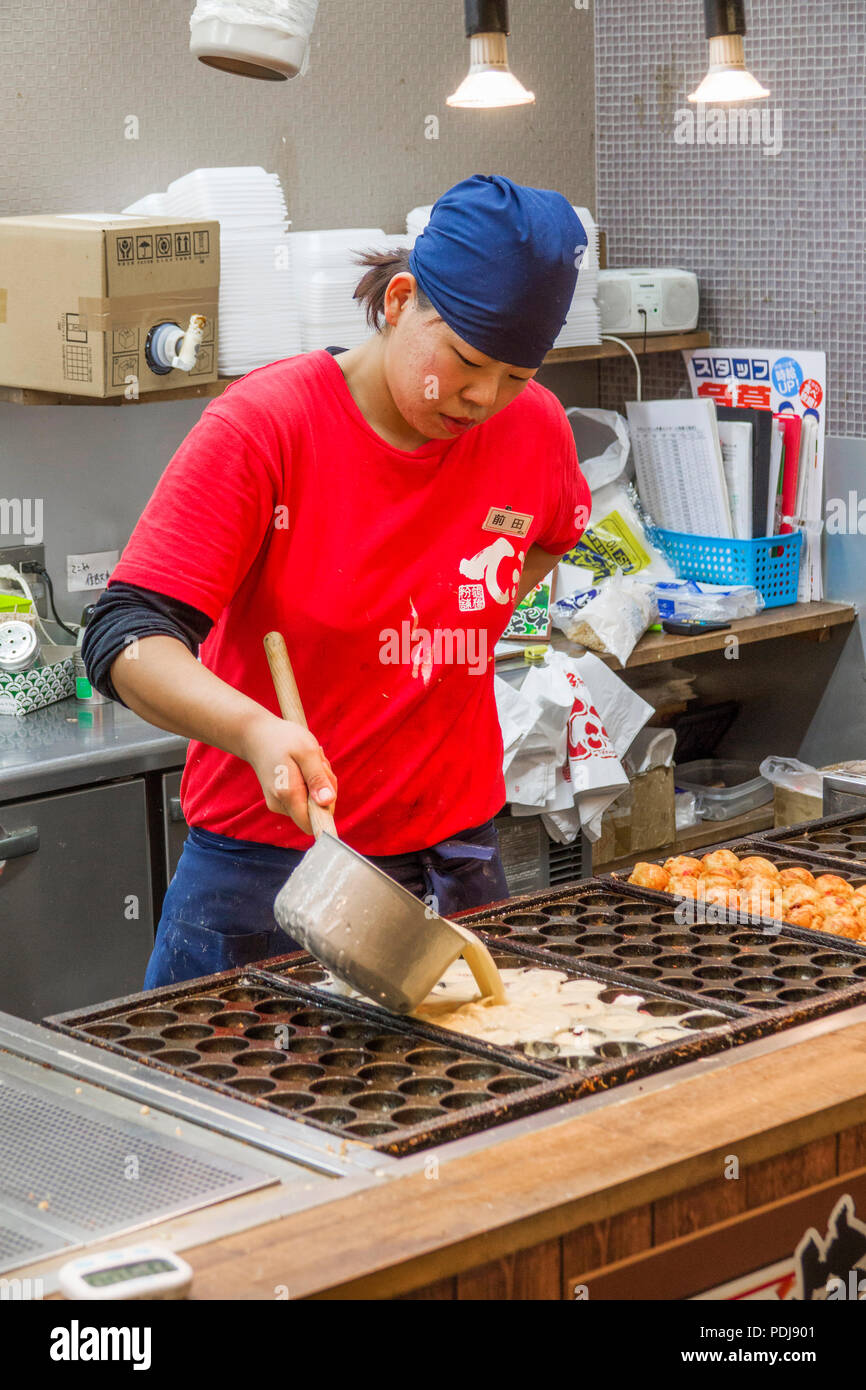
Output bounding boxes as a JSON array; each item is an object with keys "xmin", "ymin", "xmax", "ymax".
[
  {"xmin": 447, "ymin": 0, "xmax": 535, "ymax": 109},
  {"xmin": 688, "ymin": 0, "xmax": 769, "ymax": 104}
]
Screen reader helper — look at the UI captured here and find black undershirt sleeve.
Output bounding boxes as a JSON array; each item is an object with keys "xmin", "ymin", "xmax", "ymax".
[{"xmin": 82, "ymin": 582, "xmax": 214, "ymax": 706}]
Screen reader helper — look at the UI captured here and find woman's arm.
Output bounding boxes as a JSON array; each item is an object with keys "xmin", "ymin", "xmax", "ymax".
[
  {"xmin": 110, "ymin": 636, "xmax": 337, "ymax": 836},
  {"xmin": 515, "ymin": 544, "xmax": 564, "ymax": 605}
]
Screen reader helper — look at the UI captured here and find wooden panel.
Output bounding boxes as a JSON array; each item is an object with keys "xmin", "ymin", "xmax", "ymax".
[
  {"xmin": 839, "ymin": 1121, "xmax": 866, "ymax": 1172},
  {"xmin": 567, "ymin": 1166, "xmax": 866, "ymax": 1301},
  {"xmin": 654, "ymin": 1168, "xmax": 748, "ymax": 1244},
  {"xmin": 399, "ymin": 1277, "xmax": 456, "ymax": 1301},
  {"xmin": 561, "ymin": 1208, "xmax": 652, "ymax": 1287},
  {"xmin": 456, "ymin": 1238, "xmax": 561, "ymax": 1300},
  {"xmin": 746, "ymin": 1136, "xmax": 837, "ymax": 1206}
]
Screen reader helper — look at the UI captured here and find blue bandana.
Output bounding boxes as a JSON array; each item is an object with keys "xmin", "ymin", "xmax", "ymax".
[{"xmin": 408, "ymin": 174, "xmax": 587, "ymax": 369}]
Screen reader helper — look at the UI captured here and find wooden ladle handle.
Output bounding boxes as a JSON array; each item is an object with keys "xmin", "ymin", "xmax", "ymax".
[{"xmin": 263, "ymin": 631, "xmax": 337, "ymax": 842}]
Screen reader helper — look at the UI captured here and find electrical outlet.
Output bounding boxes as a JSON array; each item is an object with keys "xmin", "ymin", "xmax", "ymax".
[{"xmin": 0, "ymin": 544, "xmax": 47, "ymax": 616}]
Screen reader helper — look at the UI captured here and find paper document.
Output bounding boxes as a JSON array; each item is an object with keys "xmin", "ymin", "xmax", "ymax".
[
  {"xmin": 716, "ymin": 420, "xmax": 753, "ymax": 539},
  {"xmin": 626, "ymin": 399, "xmax": 733, "ymax": 538}
]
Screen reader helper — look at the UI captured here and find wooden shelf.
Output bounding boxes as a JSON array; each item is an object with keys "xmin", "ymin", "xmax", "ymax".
[
  {"xmin": 543, "ymin": 330, "xmax": 710, "ymax": 367},
  {"xmin": 551, "ymin": 600, "xmax": 857, "ymax": 671},
  {"xmin": 0, "ymin": 332, "xmax": 711, "ymax": 406},
  {"xmin": 595, "ymin": 803, "xmax": 776, "ymax": 874}
]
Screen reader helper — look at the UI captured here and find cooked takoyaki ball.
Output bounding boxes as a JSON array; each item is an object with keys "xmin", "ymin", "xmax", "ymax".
[
  {"xmin": 779, "ymin": 866, "xmax": 817, "ymax": 887},
  {"xmin": 781, "ymin": 884, "xmax": 821, "ymax": 912},
  {"xmin": 738, "ymin": 856, "xmax": 781, "ymax": 881},
  {"xmin": 820, "ymin": 910, "xmax": 862, "ymax": 941},
  {"xmin": 663, "ymin": 855, "xmax": 703, "ymax": 879},
  {"xmin": 818, "ymin": 891, "xmax": 854, "ymax": 913},
  {"xmin": 814, "ymin": 875, "xmax": 853, "ymax": 897},
  {"xmin": 786, "ymin": 905, "xmax": 826, "ymax": 930},
  {"xmin": 703, "ymin": 885, "xmax": 741, "ymax": 911},
  {"xmin": 701, "ymin": 850, "xmax": 741, "ymax": 875},
  {"xmin": 667, "ymin": 875, "xmax": 700, "ymax": 899},
  {"xmin": 629, "ymin": 863, "xmax": 669, "ymax": 891}
]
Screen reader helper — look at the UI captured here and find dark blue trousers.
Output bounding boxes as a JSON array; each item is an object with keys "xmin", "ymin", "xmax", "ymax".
[{"xmin": 143, "ymin": 818, "xmax": 510, "ymax": 990}]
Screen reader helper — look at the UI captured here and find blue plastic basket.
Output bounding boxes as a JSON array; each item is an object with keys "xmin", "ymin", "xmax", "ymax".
[{"xmin": 655, "ymin": 529, "xmax": 803, "ymax": 608}]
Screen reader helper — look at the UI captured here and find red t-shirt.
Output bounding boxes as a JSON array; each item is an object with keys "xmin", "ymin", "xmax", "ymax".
[{"xmin": 112, "ymin": 349, "xmax": 589, "ymax": 854}]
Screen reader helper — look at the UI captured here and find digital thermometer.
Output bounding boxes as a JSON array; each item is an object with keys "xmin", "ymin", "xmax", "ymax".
[{"xmin": 58, "ymin": 1243, "xmax": 193, "ymax": 1301}]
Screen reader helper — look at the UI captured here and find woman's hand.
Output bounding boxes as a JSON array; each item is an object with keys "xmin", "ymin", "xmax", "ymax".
[{"xmin": 242, "ymin": 712, "xmax": 338, "ymax": 836}]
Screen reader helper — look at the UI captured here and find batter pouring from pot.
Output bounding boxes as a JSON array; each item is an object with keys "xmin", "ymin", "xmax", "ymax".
[{"xmin": 83, "ymin": 175, "xmax": 591, "ymax": 989}]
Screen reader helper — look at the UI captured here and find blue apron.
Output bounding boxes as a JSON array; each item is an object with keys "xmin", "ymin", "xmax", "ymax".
[{"xmin": 143, "ymin": 817, "xmax": 510, "ymax": 990}]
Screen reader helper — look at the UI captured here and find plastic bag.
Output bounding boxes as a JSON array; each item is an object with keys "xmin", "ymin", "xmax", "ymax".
[
  {"xmin": 759, "ymin": 757, "xmax": 823, "ymax": 799},
  {"xmin": 551, "ymin": 570, "xmax": 657, "ymax": 667},
  {"xmin": 655, "ymin": 579, "xmax": 765, "ymax": 623},
  {"xmin": 563, "ymin": 481, "xmax": 675, "ymax": 584},
  {"xmin": 565, "ymin": 407, "xmax": 631, "ymax": 492}
]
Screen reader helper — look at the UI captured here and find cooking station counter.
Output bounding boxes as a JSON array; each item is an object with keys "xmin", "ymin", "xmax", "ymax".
[{"xmin": 0, "ymin": 696, "xmax": 187, "ymax": 800}]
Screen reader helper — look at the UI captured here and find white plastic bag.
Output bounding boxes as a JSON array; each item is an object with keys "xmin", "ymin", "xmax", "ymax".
[
  {"xmin": 565, "ymin": 407, "xmax": 631, "ymax": 492},
  {"xmin": 759, "ymin": 757, "xmax": 823, "ymax": 799},
  {"xmin": 551, "ymin": 570, "xmax": 657, "ymax": 667},
  {"xmin": 563, "ymin": 481, "xmax": 675, "ymax": 584}
]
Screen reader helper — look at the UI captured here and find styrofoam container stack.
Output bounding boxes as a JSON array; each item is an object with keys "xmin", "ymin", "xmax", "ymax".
[
  {"xmin": 554, "ymin": 206, "xmax": 602, "ymax": 349},
  {"xmin": 291, "ymin": 227, "xmax": 385, "ymax": 351},
  {"xmin": 127, "ymin": 166, "xmax": 302, "ymax": 375}
]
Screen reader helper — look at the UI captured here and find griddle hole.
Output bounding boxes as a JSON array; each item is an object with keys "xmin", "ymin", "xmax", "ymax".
[
  {"xmin": 655, "ymin": 954, "xmax": 701, "ymax": 970},
  {"xmin": 694, "ymin": 966, "xmax": 739, "ymax": 981},
  {"xmin": 358, "ymin": 1063, "xmax": 413, "ymax": 1085},
  {"xmin": 650, "ymin": 933, "xmax": 696, "ymax": 949},
  {"xmin": 596, "ymin": 1040, "xmax": 643, "ymax": 1058},
  {"xmin": 406, "ymin": 1048, "xmax": 462, "ymax": 1067},
  {"xmin": 582, "ymin": 933, "xmax": 618, "ymax": 948},
  {"xmin": 440, "ymin": 1092, "xmax": 481, "ymax": 1110},
  {"xmin": 737, "ymin": 975, "xmax": 779, "ymax": 994},
  {"xmin": 198, "ymin": 1036, "xmax": 248, "ymax": 1055},
  {"xmin": 398, "ymin": 1077, "xmax": 454, "ymax": 1098},
  {"xmin": 814, "ymin": 953, "xmax": 858, "ymax": 968},
  {"xmin": 351, "ymin": 1092, "xmax": 405, "ymax": 1113},
  {"xmin": 581, "ymin": 912, "xmax": 623, "ymax": 927},
  {"xmin": 446, "ymin": 1061, "xmax": 501, "ymax": 1081},
  {"xmin": 308, "ymin": 1106, "xmax": 356, "ymax": 1125},
  {"xmin": 287, "ymin": 1037, "xmax": 332, "ymax": 1054},
  {"xmin": 161, "ymin": 1023, "xmax": 213, "ymax": 1042},
  {"xmin": 126, "ymin": 1010, "xmax": 178, "ymax": 1027},
  {"xmin": 321, "ymin": 1049, "xmax": 372, "ymax": 1069},
  {"xmin": 480, "ymin": 922, "xmax": 510, "ymax": 936},
  {"xmin": 344, "ymin": 1122, "xmax": 399, "ymax": 1137},
  {"xmin": 639, "ymin": 1000, "xmax": 688, "ymax": 1017},
  {"xmin": 367, "ymin": 1035, "xmax": 409, "ymax": 1054},
  {"xmin": 697, "ymin": 987, "xmax": 743, "ymax": 1001},
  {"xmin": 679, "ymin": 1013, "xmax": 728, "ymax": 1030},
  {"xmin": 220, "ymin": 986, "xmax": 270, "ymax": 1003},
  {"xmin": 231, "ymin": 1077, "xmax": 277, "ymax": 1095},
  {"xmin": 488, "ymin": 1077, "xmax": 535, "ymax": 1095},
  {"xmin": 774, "ymin": 964, "xmax": 822, "ymax": 982},
  {"xmin": 190, "ymin": 1063, "xmax": 237, "ymax": 1081},
  {"xmin": 614, "ymin": 922, "xmax": 658, "ymax": 938},
  {"xmin": 693, "ymin": 944, "xmax": 739, "ymax": 959},
  {"xmin": 502, "ymin": 913, "xmax": 550, "ymax": 927},
  {"xmin": 778, "ymin": 987, "xmax": 819, "ymax": 1002},
  {"xmin": 816, "ymin": 975, "xmax": 857, "ymax": 991},
  {"xmin": 546, "ymin": 944, "xmax": 584, "ymax": 959},
  {"xmin": 287, "ymin": 967, "xmax": 330, "ymax": 984},
  {"xmin": 613, "ymin": 943, "xmax": 657, "ymax": 958},
  {"xmin": 310, "ymin": 1077, "xmax": 364, "ymax": 1097},
  {"xmin": 157, "ymin": 1049, "xmax": 200, "ymax": 1067},
  {"xmin": 208, "ymin": 1011, "xmax": 260, "ymax": 1030},
  {"xmin": 234, "ymin": 1049, "xmax": 285, "ymax": 1068},
  {"xmin": 254, "ymin": 999, "xmax": 297, "ymax": 1017},
  {"xmin": 730, "ymin": 933, "xmax": 770, "ymax": 947},
  {"xmin": 124, "ymin": 1036, "xmax": 165, "ymax": 1054},
  {"xmin": 540, "ymin": 923, "xmax": 585, "ymax": 938},
  {"xmin": 506, "ymin": 934, "xmax": 542, "ymax": 946},
  {"xmin": 174, "ymin": 997, "xmax": 224, "ymax": 1015},
  {"xmin": 268, "ymin": 1092, "xmax": 316, "ymax": 1112},
  {"xmin": 289, "ymin": 1009, "xmax": 344, "ymax": 1028},
  {"xmin": 245, "ymin": 1022, "xmax": 293, "ymax": 1043},
  {"xmin": 769, "ymin": 942, "xmax": 813, "ymax": 957},
  {"xmin": 624, "ymin": 965, "xmax": 664, "ymax": 979},
  {"xmin": 329, "ymin": 1022, "xmax": 377, "ymax": 1042},
  {"xmin": 84, "ymin": 1023, "xmax": 130, "ymax": 1039},
  {"xmin": 272, "ymin": 1063, "xmax": 325, "ymax": 1083},
  {"xmin": 545, "ymin": 902, "xmax": 584, "ymax": 916},
  {"xmin": 560, "ymin": 1054, "xmax": 600, "ymax": 1070},
  {"xmin": 392, "ymin": 1107, "xmax": 445, "ymax": 1127}
]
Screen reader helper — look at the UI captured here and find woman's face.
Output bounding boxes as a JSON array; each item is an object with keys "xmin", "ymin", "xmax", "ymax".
[{"xmin": 381, "ymin": 273, "xmax": 539, "ymax": 442}]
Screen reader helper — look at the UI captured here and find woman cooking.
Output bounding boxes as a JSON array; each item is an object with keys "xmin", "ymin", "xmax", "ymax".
[{"xmin": 83, "ymin": 173, "xmax": 591, "ymax": 989}]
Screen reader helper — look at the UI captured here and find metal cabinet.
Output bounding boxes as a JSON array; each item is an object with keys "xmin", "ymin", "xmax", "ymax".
[{"xmin": 0, "ymin": 780, "xmax": 155, "ymax": 1021}]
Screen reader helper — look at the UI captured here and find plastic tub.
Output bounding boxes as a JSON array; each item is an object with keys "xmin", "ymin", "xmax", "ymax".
[{"xmin": 674, "ymin": 759, "xmax": 773, "ymax": 822}]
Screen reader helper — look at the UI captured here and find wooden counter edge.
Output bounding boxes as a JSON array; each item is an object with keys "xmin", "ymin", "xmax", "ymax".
[{"xmin": 183, "ymin": 1014, "xmax": 866, "ymax": 1301}]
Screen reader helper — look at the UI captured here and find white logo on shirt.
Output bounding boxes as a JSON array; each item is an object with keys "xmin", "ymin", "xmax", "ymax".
[{"xmin": 459, "ymin": 538, "xmax": 525, "ymax": 606}]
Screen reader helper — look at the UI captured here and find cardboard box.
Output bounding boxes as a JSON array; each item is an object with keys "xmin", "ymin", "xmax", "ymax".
[
  {"xmin": 0, "ymin": 214, "xmax": 219, "ymax": 396},
  {"xmin": 773, "ymin": 761, "xmax": 866, "ymax": 828},
  {"xmin": 595, "ymin": 765, "xmax": 676, "ymax": 868}
]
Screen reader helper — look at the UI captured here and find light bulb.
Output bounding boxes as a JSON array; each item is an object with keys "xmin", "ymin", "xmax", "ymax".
[
  {"xmin": 689, "ymin": 33, "xmax": 769, "ymax": 104},
  {"xmin": 447, "ymin": 32, "xmax": 535, "ymax": 110}
]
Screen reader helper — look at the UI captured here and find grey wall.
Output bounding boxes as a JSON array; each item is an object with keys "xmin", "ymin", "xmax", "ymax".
[
  {"xmin": 594, "ymin": 0, "xmax": 866, "ymax": 764},
  {"xmin": 594, "ymin": 0, "xmax": 866, "ymax": 439},
  {"xmin": 0, "ymin": 0, "xmax": 596, "ymax": 621}
]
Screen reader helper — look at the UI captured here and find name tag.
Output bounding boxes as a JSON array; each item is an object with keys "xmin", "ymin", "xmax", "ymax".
[{"xmin": 482, "ymin": 507, "xmax": 534, "ymax": 539}]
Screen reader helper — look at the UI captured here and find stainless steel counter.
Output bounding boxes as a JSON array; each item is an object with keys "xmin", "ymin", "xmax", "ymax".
[{"xmin": 0, "ymin": 696, "xmax": 187, "ymax": 801}]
